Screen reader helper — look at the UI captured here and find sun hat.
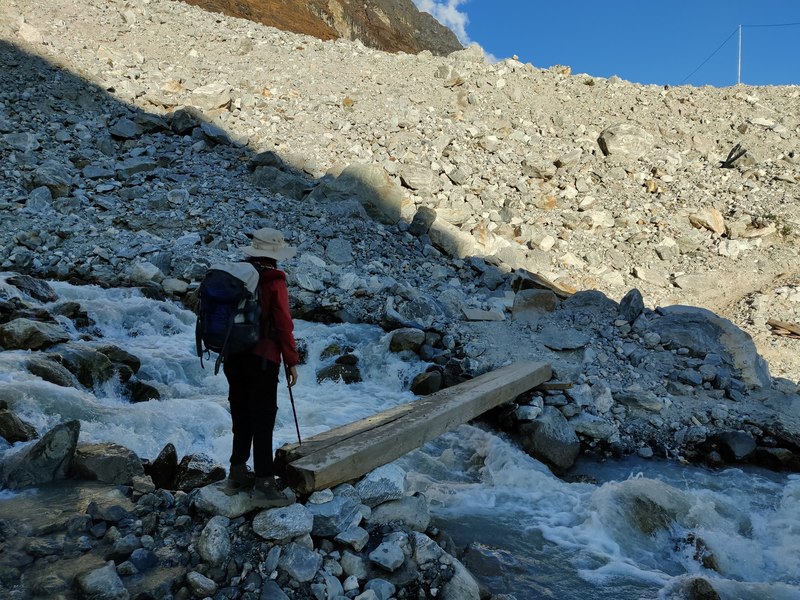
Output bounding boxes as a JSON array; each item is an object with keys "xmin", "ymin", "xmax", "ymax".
[{"xmin": 240, "ymin": 228, "xmax": 297, "ymax": 260}]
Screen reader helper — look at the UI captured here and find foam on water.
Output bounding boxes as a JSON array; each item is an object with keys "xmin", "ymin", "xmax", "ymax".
[{"xmin": 401, "ymin": 425, "xmax": 800, "ymax": 598}]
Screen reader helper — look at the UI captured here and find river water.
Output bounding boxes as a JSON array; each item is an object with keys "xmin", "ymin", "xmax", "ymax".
[{"xmin": 1, "ymin": 279, "xmax": 798, "ymax": 599}]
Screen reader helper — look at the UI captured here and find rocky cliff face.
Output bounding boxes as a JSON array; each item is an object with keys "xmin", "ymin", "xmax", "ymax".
[{"xmin": 179, "ymin": 0, "xmax": 463, "ymax": 55}]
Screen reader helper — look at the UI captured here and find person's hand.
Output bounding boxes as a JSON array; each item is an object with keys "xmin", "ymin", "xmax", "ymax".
[{"xmin": 287, "ymin": 365, "xmax": 298, "ymax": 387}]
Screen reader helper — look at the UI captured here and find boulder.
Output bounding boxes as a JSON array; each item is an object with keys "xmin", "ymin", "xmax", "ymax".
[
  {"xmin": 194, "ymin": 481, "xmax": 297, "ymax": 519},
  {"xmin": 355, "ymin": 464, "xmax": 406, "ymax": 507},
  {"xmin": 252, "ymin": 165, "xmax": 310, "ymax": 201},
  {"xmin": 442, "ymin": 555, "xmax": 481, "ymax": 600},
  {"xmin": 518, "ymin": 407, "xmax": 580, "ymax": 472},
  {"xmin": 306, "ymin": 495, "xmax": 363, "ymax": 537},
  {"xmin": 0, "ymin": 318, "xmax": 69, "ymax": 350},
  {"xmin": 148, "ymin": 442, "xmax": 178, "ymax": 490},
  {"xmin": 511, "ymin": 289, "xmax": 558, "ymax": 321},
  {"xmin": 173, "ymin": 453, "xmax": 226, "ymax": 492},
  {"xmin": 408, "ymin": 206, "xmax": 437, "ymax": 237},
  {"xmin": 253, "ymin": 503, "xmax": 313, "ymax": 541},
  {"xmin": 75, "ymin": 562, "xmax": 130, "ymax": 600},
  {"xmin": 198, "ymin": 515, "xmax": 231, "ymax": 567},
  {"xmin": 410, "ymin": 370, "xmax": 443, "ymax": 395},
  {"xmin": 618, "ymin": 289, "xmax": 644, "ymax": 323},
  {"xmin": 316, "ymin": 363, "xmax": 362, "ymax": 384},
  {"xmin": 712, "ymin": 431, "xmax": 757, "ymax": 462},
  {"xmin": 7, "ymin": 274, "xmax": 57, "ymax": 302},
  {"xmin": 388, "ymin": 328, "xmax": 426, "ymax": 353},
  {"xmin": 0, "ymin": 407, "xmax": 38, "ymax": 442},
  {"xmin": 51, "ymin": 344, "xmax": 116, "ymax": 388},
  {"xmin": 96, "ymin": 345, "xmax": 141, "ymax": 381},
  {"xmin": 308, "ymin": 164, "xmax": 404, "ymax": 225},
  {"xmin": 278, "ymin": 542, "xmax": 322, "ymax": 583},
  {"xmin": 648, "ymin": 306, "xmax": 770, "ymax": 389},
  {"xmin": 26, "ymin": 356, "xmax": 78, "ymax": 387},
  {"xmin": 72, "ymin": 442, "xmax": 145, "ymax": 485},
  {"xmin": 1, "ymin": 420, "xmax": 80, "ymax": 489},
  {"xmin": 598, "ymin": 123, "xmax": 654, "ymax": 159},
  {"xmin": 366, "ymin": 493, "xmax": 431, "ymax": 531}
]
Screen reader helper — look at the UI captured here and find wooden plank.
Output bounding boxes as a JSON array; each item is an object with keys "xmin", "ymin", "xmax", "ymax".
[
  {"xmin": 768, "ymin": 319, "xmax": 800, "ymax": 338},
  {"xmin": 278, "ymin": 361, "xmax": 551, "ymax": 493}
]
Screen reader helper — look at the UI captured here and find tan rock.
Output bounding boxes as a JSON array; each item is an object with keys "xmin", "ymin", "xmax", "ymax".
[{"xmin": 689, "ymin": 207, "xmax": 725, "ymax": 235}]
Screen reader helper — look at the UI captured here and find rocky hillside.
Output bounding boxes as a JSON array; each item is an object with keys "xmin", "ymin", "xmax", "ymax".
[{"xmin": 179, "ymin": 0, "xmax": 463, "ymax": 55}]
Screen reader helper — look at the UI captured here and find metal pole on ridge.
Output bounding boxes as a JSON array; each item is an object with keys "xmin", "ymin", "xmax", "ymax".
[
  {"xmin": 737, "ymin": 24, "xmax": 742, "ymax": 85},
  {"xmin": 285, "ymin": 364, "xmax": 302, "ymax": 444}
]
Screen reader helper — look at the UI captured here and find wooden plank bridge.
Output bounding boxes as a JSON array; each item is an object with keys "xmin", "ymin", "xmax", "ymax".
[{"xmin": 275, "ymin": 360, "xmax": 551, "ymax": 493}]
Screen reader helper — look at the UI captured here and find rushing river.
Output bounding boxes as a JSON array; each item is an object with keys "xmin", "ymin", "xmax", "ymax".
[{"xmin": 1, "ymin": 280, "xmax": 798, "ymax": 599}]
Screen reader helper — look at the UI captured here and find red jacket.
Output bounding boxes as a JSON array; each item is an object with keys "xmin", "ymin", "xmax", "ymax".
[{"xmin": 251, "ymin": 266, "xmax": 299, "ymax": 367}]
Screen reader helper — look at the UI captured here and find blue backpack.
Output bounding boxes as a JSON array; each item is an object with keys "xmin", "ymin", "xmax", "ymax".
[{"xmin": 195, "ymin": 262, "xmax": 261, "ymax": 374}]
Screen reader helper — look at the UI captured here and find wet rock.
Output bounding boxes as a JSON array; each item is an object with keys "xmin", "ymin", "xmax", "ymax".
[
  {"xmin": 148, "ymin": 442, "xmax": 178, "ymax": 490},
  {"xmin": 316, "ymin": 363, "xmax": 362, "ymax": 384},
  {"xmin": 51, "ymin": 344, "xmax": 116, "ymax": 388},
  {"xmin": 173, "ymin": 453, "xmax": 226, "ymax": 492},
  {"xmin": 0, "ymin": 406, "xmax": 38, "ymax": 442},
  {"xmin": 7, "ymin": 274, "xmax": 57, "ymax": 303},
  {"xmin": 442, "ymin": 555, "xmax": 481, "ymax": 600},
  {"xmin": 388, "ymin": 327, "xmax": 426, "ymax": 353},
  {"xmin": 96, "ymin": 345, "xmax": 141, "ymax": 381},
  {"xmin": 518, "ymin": 406, "xmax": 580, "ymax": 472},
  {"xmin": 712, "ymin": 431, "xmax": 757, "ymax": 461},
  {"xmin": 0, "ymin": 420, "xmax": 80, "ymax": 489},
  {"xmin": 367, "ymin": 493, "xmax": 431, "ymax": 531},
  {"xmin": 0, "ymin": 318, "xmax": 69, "ymax": 350},
  {"xmin": 72, "ymin": 442, "xmax": 145, "ymax": 485},
  {"xmin": 126, "ymin": 379, "xmax": 161, "ymax": 403},
  {"xmin": 26, "ymin": 355, "xmax": 78, "ymax": 387},
  {"xmin": 410, "ymin": 369, "xmax": 443, "ymax": 395}
]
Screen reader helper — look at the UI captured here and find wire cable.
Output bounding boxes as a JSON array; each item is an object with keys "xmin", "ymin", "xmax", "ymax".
[{"xmin": 679, "ymin": 27, "xmax": 739, "ymax": 84}]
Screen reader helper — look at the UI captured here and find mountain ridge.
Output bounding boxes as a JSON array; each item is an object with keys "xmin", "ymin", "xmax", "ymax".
[{"xmin": 179, "ymin": 0, "xmax": 464, "ymax": 55}]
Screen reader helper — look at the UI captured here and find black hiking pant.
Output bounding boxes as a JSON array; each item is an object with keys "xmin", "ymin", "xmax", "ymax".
[{"xmin": 223, "ymin": 353, "xmax": 279, "ymax": 478}]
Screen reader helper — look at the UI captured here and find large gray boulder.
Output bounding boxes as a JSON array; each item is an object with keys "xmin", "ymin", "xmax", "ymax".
[
  {"xmin": 50, "ymin": 344, "xmax": 116, "ymax": 388},
  {"xmin": 1, "ymin": 420, "xmax": 80, "ymax": 489},
  {"xmin": 518, "ymin": 407, "xmax": 580, "ymax": 472},
  {"xmin": 173, "ymin": 453, "xmax": 226, "ymax": 491},
  {"xmin": 194, "ymin": 481, "xmax": 298, "ymax": 519},
  {"xmin": 26, "ymin": 355, "xmax": 78, "ymax": 387},
  {"xmin": 366, "ymin": 493, "xmax": 431, "ymax": 531},
  {"xmin": 75, "ymin": 561, "xmax": 130, "ymax": 600},
  {"xmin": 646, "ymin": 306, "xmax": 770, "ymax": 389},
  {"xmin": 198, "ymin": 515, "xmax": 231, "ymax": 567},
  {"xmin": 253, "ymin": 503, "xmax": 313, "ymax": 541}
]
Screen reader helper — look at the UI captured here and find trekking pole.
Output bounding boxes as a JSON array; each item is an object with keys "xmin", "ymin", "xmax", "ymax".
[{"xmin": 285, "ymin": 365, "xmax": 302, "ymax": 445}]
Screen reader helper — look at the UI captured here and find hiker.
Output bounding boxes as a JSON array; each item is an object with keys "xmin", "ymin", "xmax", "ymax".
[{"xmin": 224, "ymin": 227, "xmax": 300, "ymax": 501}]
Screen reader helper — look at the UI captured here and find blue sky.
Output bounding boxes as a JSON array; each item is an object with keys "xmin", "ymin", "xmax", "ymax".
[{"xmin": 412, "ymin": 0, "xmax": 800, "ymax": 87}]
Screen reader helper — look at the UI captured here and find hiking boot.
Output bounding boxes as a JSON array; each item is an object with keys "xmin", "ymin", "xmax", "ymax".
[
  {"xmin": 253, "ymin": 477, "xmax": 293, "ymax": 506},
  {"xmin": 224, "ymin": 464, "xmax": 254, "ymax": 496}
]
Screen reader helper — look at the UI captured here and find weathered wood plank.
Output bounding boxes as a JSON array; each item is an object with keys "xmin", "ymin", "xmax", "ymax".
[{"xmin": 278, "ymin": 361, "xmax": 551, "ymax": 493}]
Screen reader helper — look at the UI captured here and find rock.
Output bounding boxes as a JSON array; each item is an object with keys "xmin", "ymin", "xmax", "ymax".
[
  {"xmin": 194, "ymin": 481, "xmax": 298, "ymax": 519},
  {"xmin": 570, "ymin": 414, "xmax": 618, "ymax": 441},
  {"xmin": 0, "ymin": 318, "xmax": 69, "ymax": 350},
  {"xmin": 149, "ymin": 443, "xmax": 178, "ymax": 490},
  {"xmin": 173, "ymin": 453, "xmax": 226, "ymax": 491},
  {"xmin": 355, "ymin": 464, "xmax": 406, "ymax": 507},
  {"xmin": 648, "ymin": 306, "xmax": 770, "ymax": 389},
  {"xmin": 316, "ymin": 363, "xmax": 362, "ymax": 384},
  {"xmin": 365, "ymin": 578, "xmax": 396, "ymax": 600},
  {"xmin": 325, "ymin": 238, "xmax": 354, "ymax": 265},
  {"xmin": 278, "ymin": 542, "xmax": 322, "ymax": 583},
  {"xmin": 1, "ymin": 420, "xmax": 80, "ymax": 489},
  {"xmin": 368, "ymin": 540, "xmax": 405, "ymax": 572},
  {"xmin": 109, "ymin": 118, "xmax": 142, "ymax": 139},
  {"xmin": 538, "ymin": 325, "xmax": 589, "ymax": 350},
  {"xmin": 95, "ymin": 345, "xmax": 141, "ymax": 379},
  {"xmin": 169, "ymin": 106, "xmax": 203, "ymax": 134},
  {"xmin": 366, "ymin": 493, "xmax": 430, "ymax": 531},
  {"xmin": 308, "ymin": 164, "xmax": 404, "ymax": 225},
  {"xmin": 428, "ymin": 218, "xmax": 477, "ymax": 259},
  {"xmin": 7, "ymin": 274, "xmax": 57, "ymax": 302},
  {"xmin": 618, "ymin": 289, "xmax": 644, "ymax": 323},
  {"xmin": 409, "ymin": 206, "xmax": 437, "ymax": 236},
  {"xmin": 33, "ymin": 160, "xmax": 72, "ymax": 197},
  {"xmin": 518, "ymin": 407, "xmax": 580, "ymax": 472},
  {"xmin": 388, "ymin": 328, "xmax": 426, "ymax": 353},
  {"xmin": 190, "ymin": 82, "xmax": 232, "ymax": 110},
  {"xmin": 0, "ymin": 407, "xmax": 38, "ymax": 442},
  {"xmin": 306, "ymin": 495, "xmax": 363, "ymax": 537},
  {"xmin": 126, "ymin": 379, "xmax": 161, "ymax": 403},
  {"xmin": 26, "ymin": 355, "xmax": 79, "ymax": 387},
  {"xmin": 441, "ymin": 556, "xmax": 481, "ymax": 600},
  {"xmin": 598, "ymin": 124, "xmax": 654, "ymax": 159},
  {"xmin": 75, "ymin": 562, "xmax": 130, "ymax": 600},
  {"xmin": 186, "ymin": 571, "xmax": 217, "ymax": 597},
  {"xmin": 410, "ymin": 370, "xmax": 443, "ymax": 395},
  {"xmin": 252, "ymin": 165, "xmax": 310, "ymax": 201},
  {"xmin": 335, "ymin": 526, "xmax": 370, "ymax": 552},
  {"xmin": 689, "ymin": 207, "xmax": 726, "ymax": 235},
  {"xmin": 198, "ymin": 515, "xmax": 230, "ymax": 567},
  {"xmin": 253, "ymin": 503, "xmax": 313, "ymax": 540},
  {"xmin": 512, "ymin": 289, "xmax": 558, "ymax": 321},
  {"xmin": 712, "ymin": 431, "xmax": 756, "ymax": 461},
  {"xmin": 341, "ymin": 551, "xmax": 368, "ymax": 579},
  {"xmin": 51, "ymin": 344, "xmax": 116, "ymax": 388},
  {"xmin": 72, "ymin": 442, "xmax": 145, "ymax": 485},
  {"xmin": 261, "ymin": 580, "xmax": 290, "ymax": 600}
]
